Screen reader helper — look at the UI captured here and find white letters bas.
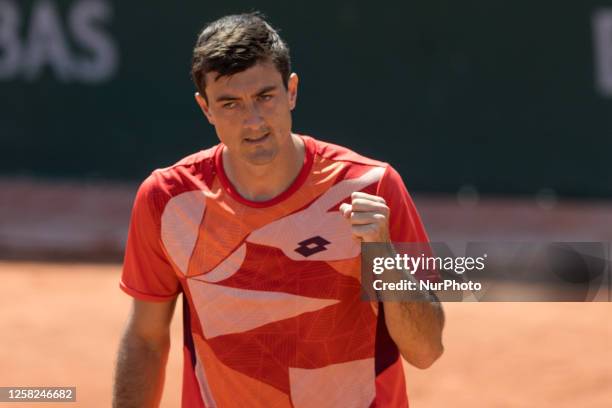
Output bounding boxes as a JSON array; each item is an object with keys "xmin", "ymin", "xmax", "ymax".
[{"xmin": 0, "ymin": 0, "xmax": 118, "ymax": 83}]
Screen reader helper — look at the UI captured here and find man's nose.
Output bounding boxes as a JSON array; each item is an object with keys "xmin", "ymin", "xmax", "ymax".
[{"xmin": 243, "ymin": 103, "xmax": 264, "ymax": 129}]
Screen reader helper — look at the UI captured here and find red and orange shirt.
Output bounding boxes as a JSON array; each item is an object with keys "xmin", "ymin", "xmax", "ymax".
[{"xmin": 121, "ymin": 135, "xmax": 430, "ymax": 407}]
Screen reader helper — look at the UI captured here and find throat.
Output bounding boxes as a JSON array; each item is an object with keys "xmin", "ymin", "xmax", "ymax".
[{"xmin": 223, "ymin": 135, "xmax": 305, "ymax": 202}]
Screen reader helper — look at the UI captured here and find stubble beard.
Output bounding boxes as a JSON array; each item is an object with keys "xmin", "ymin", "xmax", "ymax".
[{"xmin": 243, "ymin": 145, "xmax": 278, "ymax": 166}]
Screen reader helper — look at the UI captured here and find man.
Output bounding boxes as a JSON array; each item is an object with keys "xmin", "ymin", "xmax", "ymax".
[{"xmin": 113, "ymin": 13, "xmax": 444, "ymax": 408}]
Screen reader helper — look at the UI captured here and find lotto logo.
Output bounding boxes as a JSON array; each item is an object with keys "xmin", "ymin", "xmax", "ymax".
[{"xmin": 294, "ymin": 236, "xmax": 331, "ymax": 257}]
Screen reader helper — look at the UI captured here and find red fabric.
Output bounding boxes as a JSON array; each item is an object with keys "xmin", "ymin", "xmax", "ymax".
[
  {"xmin": 120, "ymin": 136, "xmax": 428, "ymax": 407},
  {"xmin": 373, "ymin": 358, "xmax": 409, "ymax": 407},
  {"xmin": 120, "ymin": 173, "xmax": 182, "ymax": 301}
]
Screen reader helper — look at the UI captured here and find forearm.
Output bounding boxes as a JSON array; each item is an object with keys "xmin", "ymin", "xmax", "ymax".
[
  {"xmin": 340, "ymin": 189, "xmax": 444, "ymax": 368},
  {"xmin": 112, "ymin": 329, "xmax": 170, "ymax": 408},
  {"xmin": 383, "ymin": 296, "xmax": 444, "ymax": 368},
  {"xmin": 366, "ymin": 243, "xmax": 444, "ymax": 368}
]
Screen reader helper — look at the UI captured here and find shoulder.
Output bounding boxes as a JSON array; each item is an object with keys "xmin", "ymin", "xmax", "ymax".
[
  {"xmin": 134, "ymin": 145, "xmax": 219, "ymax": 214},
  {"xmin": 304, "ymin": 135, "xmax": 406, "ymax": 188},
  {"xmin": 305, "ymin": 135, "xmax": 387, "ymax": 168},
  {"xmin": 153, "ymin": 145, "xmax": 218, "ymax": 184}
]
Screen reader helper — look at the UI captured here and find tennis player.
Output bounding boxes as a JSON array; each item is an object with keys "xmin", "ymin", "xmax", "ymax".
[{"xmin": 113, "ymin": 12, "xmax": 444, "ymax": 408}]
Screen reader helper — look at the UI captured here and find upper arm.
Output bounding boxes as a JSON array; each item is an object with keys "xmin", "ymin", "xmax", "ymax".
[
  {"xmin": 125, "ymin": 298, "xmax": 178, "ymax": 346},
  {"xmin": 121, "ymin": 175, "xmax": 181, "ymax": 301},
  {"xmin": 376, "ymin": 165, "xmax": 441, "ymax": 284},
  {"xmin": 376, "ymin": 165, "xmax": 428, "ymax": 243}
]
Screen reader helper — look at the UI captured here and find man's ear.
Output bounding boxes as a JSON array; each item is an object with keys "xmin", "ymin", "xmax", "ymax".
[
  {"xmin": 195, "ymin": 92, "xmax": 215, "ymax": 125},
  {"xmin": 287, "ymin": 73, "xmax": 299, "ymax": 111}
]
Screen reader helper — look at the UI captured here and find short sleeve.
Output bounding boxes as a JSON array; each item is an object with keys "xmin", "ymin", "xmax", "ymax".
[
  {"xmin": 120, "ymin": 175, "xmax": 181, "ymax": 302},
  {"xmin": 376, "ymin": 165, "xmax": 428, "ymax": 243},
  {"xmin": 377, "ymin": 165, "xmax": 439, "ymax": 282}
]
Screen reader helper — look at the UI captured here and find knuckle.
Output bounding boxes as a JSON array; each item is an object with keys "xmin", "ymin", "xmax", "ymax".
[{"xmin": 374, "ymin": 213, "xmax": 387, "ymax": 221}]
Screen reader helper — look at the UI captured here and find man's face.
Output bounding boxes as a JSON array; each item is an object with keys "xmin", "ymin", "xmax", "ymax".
[{"xmin": 196, "ymin": 61, "xmax": 298, "ymax": 166}]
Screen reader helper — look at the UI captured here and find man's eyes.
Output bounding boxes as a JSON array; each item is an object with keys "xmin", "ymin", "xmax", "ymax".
[{"xmin": 221, "ymin": 95, "xmax": 272, "ymax": 109}]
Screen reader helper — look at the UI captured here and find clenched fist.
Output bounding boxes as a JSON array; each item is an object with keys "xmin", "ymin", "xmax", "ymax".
[{"xmin": 339, "ymin": 191, "xmax": 390, "ymax": 243}]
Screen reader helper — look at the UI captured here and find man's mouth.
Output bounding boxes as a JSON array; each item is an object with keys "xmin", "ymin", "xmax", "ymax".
[{"xmin": 244, "ymin": 132, "xmax": 270, "ymax": 144}]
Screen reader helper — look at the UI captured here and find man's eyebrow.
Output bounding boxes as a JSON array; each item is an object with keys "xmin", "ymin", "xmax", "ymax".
[
  {"xmin": 254, "ymin": 85, "xmax": 278, "ymax": 95},
  {"xmin": 214, "ymin": 85, "xmax": 278, "ymax": 103},
  {"xmin": 215, "ymin": 94, "xmax": 239, "ymax": 102}
]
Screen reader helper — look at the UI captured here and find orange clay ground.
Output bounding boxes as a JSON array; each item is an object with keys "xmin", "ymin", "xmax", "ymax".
[{"xmin": 0, "ymin": 261, "xmax": 610, "ymax": 408}]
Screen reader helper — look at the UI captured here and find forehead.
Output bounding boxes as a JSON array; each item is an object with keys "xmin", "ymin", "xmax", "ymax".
[{"xmin": 204, "ymin": 61, "xmax": 284, "ymax": 97}]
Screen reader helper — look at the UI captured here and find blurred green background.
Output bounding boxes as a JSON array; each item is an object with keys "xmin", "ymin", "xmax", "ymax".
[{"xmin": 1, "ymin": 0, "xmax": 611, "ymax": 197}]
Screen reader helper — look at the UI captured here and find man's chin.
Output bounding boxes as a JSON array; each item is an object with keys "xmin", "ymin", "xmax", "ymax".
[{"xmin": 243, "ymin": 148, "xmax": 278, "ymax": 166}]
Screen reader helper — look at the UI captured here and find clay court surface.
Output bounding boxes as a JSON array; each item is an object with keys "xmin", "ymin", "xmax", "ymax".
[{"xmin": 0, "ymin": 261, "xmax": 610, "ymax": 408}]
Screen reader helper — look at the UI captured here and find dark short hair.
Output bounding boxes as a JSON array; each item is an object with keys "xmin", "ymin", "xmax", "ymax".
[{"xmin": 191, "ymin": 12, "xmax": 291, "ymax": 99}]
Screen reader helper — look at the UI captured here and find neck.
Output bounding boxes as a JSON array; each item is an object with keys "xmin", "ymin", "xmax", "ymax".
[{"xmin": 222, "ymin": 133, "xmax": 305, "ymax": 202}]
